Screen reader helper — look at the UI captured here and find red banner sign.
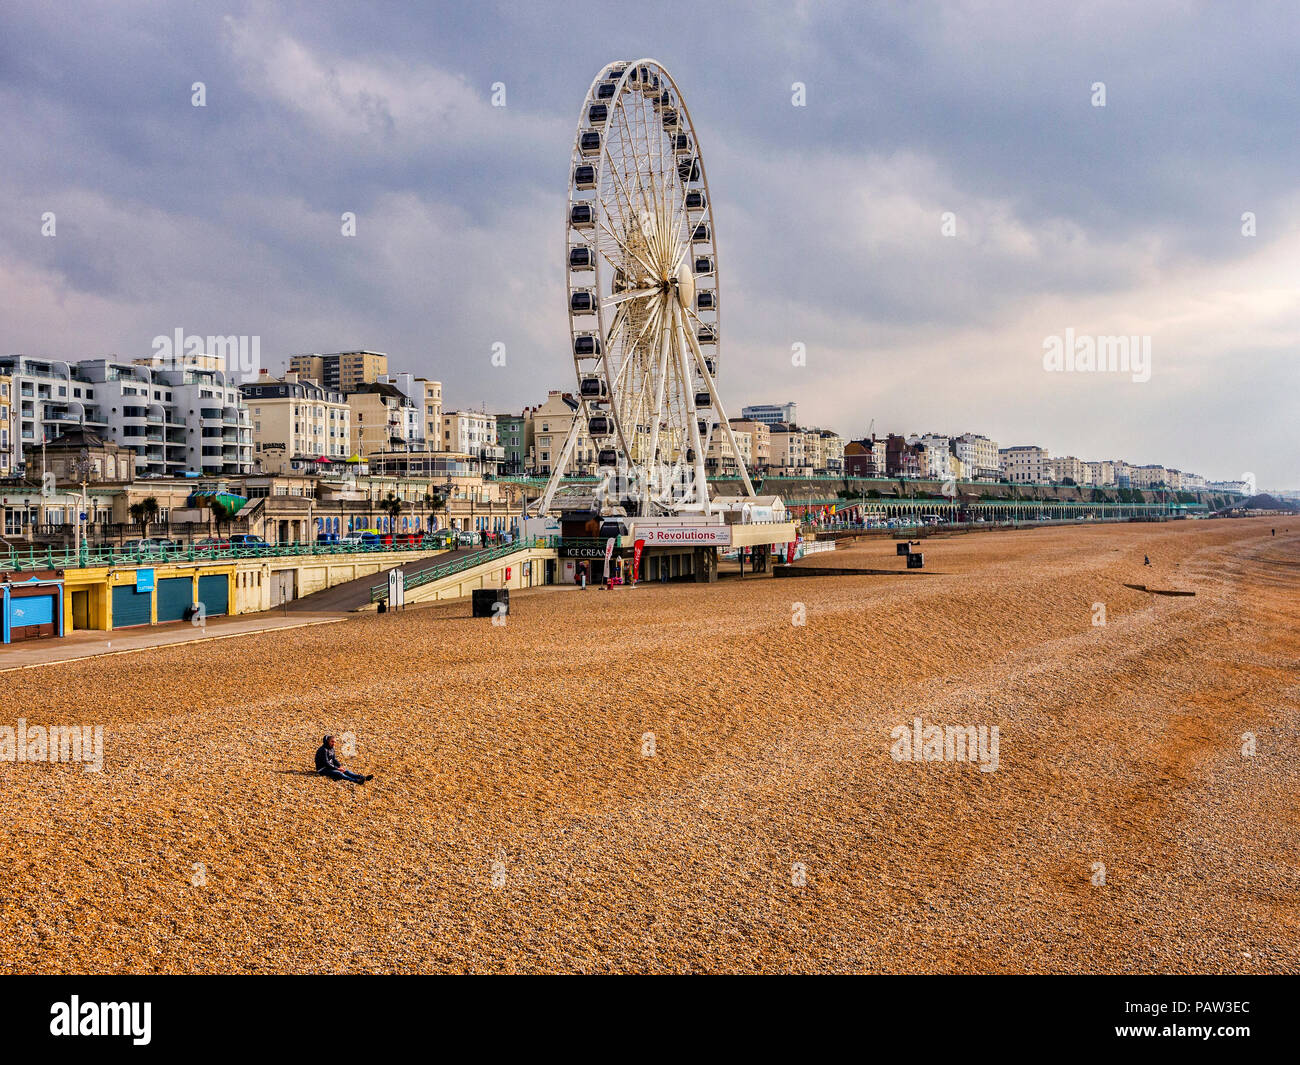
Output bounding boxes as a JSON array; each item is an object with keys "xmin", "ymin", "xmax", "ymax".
[
  {"xmin": 632, "ymin": 538, "xmax": 645, "ymax": 583},
  {"xmin": 786, "ymin": 541, "xmax": 797, "ymax": 564}
]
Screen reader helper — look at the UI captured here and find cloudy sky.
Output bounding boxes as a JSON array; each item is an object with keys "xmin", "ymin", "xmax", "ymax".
[{"xmin": 2, "ymin": 1, "xmax": 1296, "ymax": 487}]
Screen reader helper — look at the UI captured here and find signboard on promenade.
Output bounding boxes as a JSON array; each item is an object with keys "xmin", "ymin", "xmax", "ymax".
[
  {"xmin": 388, "ymin": 568, "xmax": 405, "ymax": 608},
  {"xmin": 560, "ymin": 543, "xmax": 607, "ymax": 559},
  {"xmin": 635, "ymin": 526, "xmax": 731, "ymax": 547}
]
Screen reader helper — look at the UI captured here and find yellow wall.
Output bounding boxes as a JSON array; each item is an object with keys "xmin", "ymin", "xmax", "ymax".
[{"xmin": 59, "ymin": 548, "xmax": 441, "ymax": 630}]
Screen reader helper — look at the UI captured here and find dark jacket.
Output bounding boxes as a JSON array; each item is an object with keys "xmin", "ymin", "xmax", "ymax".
[{"xmin": 315, "ymin": 744, "xmax": 340, "ymax": 774}]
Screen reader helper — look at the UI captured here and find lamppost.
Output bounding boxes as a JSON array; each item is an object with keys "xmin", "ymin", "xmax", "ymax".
[{"xmin": 73, "ymin": 448, "xmax": 92, "ymax": 564}]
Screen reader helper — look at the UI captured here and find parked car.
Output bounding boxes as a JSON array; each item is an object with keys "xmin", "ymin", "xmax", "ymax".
[
  {"xmin": 194, "ymin": 537, "xmax": 231, "ymax": 551},
  {"xmin": 341, "ymin": 530, "xmax": 382, "ymax": 547},
  {"xmin": 456, "ymin": 530, "xmax": 478, "ymax": 547},
  {"xmin": 228, "ymin": 534, "xmax": 268, "ymax": 548},
  {"xmin": 316, "ymin": 533, "xmax": 341, "ymax": 545},
  {"xmin": 122, "ymin": 538, "xmax": 176, "ymax": 552}
]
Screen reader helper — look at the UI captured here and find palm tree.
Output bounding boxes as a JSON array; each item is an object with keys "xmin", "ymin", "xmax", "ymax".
[
  {"xmin": 431, "ymin": 487, "xmax": 449, "ymax": 531},
  {"xmin": 128, "ymin": 501, "xmax": 146, "ymax": 536},
  {"xmin": 381, "ymin": 492, "xmax": 403, "ymax": 539},
  {"xmin": 141, "ymin": 495, "xmax": 160, "ymax": 536}
]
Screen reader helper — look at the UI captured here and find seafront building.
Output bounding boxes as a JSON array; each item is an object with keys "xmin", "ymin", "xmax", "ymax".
[
  {"xmin": 0, "ymin": 353, "xmax": 252, "ymax": 478},
  {"xmin": 999, "ymin": 445, "xmax": 1050, "ymax": 484},
  {"xmin": 0, "ymin": 344, "xmax": 1242, "ymax": 554},
  {"xmin": 740, "ymin": 402, "xmax": 797, "ymax": 427},
  {"xmin": 240, "ymin": 371, "xmax": 351, "ymax": 474},
  {"xmin": 288, "ymin": 350, "xmax": 388, "ymax": 393}
]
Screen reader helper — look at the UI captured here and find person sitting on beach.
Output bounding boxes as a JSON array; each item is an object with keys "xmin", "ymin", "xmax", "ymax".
[{"xmin": 315, "ymin": 735, "xmax": 372, "ymax": 784}]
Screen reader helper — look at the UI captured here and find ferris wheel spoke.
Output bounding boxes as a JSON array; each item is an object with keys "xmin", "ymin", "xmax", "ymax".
[
  {"xmin": 601, "ymin": 285, "xmax": 659, "ymax": 307},
  {"xmin": 615, "ymin": 98, "xmax": 658, "ymax": 254}
]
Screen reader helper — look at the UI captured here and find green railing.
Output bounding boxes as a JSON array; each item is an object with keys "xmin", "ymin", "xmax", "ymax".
[
  {"xmin": 370, "ymin": 536, "xmax": 559, "ymax": 603},
  {"xmin": 0, "ymin": 537, "xmax": 446, "ymax": 574}
]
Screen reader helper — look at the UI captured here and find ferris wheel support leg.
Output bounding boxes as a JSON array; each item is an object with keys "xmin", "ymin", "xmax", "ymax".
[
  {"xmin": 641, "ymin": 298, "xmax": 674, "ymax": 514},
  {"xmin": 534, "ymin": 413, "xmax": 585, "ymax": 516},
  {"xmin": 682, "ymin": 308, "xmax": 756, "ymax": 498},
  {"xmin": 673, "ymin": 301, "xmax": 712, "ymax": 515}
]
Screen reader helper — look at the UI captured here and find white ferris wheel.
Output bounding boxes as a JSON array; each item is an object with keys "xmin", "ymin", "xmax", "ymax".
[{"xmin": 536, "ymin": 58, "xmax": 756, "ymax": 518}]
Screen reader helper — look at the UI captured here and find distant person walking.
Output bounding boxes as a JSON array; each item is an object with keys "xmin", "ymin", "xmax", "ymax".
[
  {"xmin": 480, "ymin": 529, "xmax": 488, "ymax": 548},
  {"xmin": 1144, "ymin": 555, "xmax": 1151, "ymax": 566},
  {"xmin": 315, "ymin": 735, "xmax": 372, "ymax": 784}
]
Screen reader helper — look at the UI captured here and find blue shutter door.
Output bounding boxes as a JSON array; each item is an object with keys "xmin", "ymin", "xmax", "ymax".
[
  {"xmin": 11, "ymin": 593, "xmax": 56, "ymax": 629},
  {"xmin": 197, "ymin": 574, "xmax": 229, "ymax": 616},
  {"xmin": 112, "ymin": 584, "xmax": 153, "ymax": 627},
  {"xmin": 156, "ymin": 577, "xmax": 192, "ymax": 622}
]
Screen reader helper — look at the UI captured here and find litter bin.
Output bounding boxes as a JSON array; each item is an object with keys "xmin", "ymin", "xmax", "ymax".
[
  {"xmin": 896, "ymin": 542, "xmax": 911, "ymax": 556},
  {"xmin": 906, "ymin": 552, "xmax": 924, "ymax": 569},
  {"xmin": 472, "ymin": 588, "xmax": 509, "ymax": 618}
]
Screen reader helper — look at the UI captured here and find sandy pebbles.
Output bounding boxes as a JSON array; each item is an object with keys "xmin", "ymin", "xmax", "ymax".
[{"xmin": 0, "ymin": 518, "xmax": 1295, "ymax": 973}]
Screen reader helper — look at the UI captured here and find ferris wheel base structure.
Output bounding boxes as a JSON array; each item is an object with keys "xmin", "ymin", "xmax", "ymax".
[{"xmin": 537, "ymin": 57, "xmax": 765, "ymax": 522}]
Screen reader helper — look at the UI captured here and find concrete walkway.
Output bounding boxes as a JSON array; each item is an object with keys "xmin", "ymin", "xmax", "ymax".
[
  {"xmin": 0, "ymin": 611, "xmax": 346, "ymax": 672},
  {"xmin": 283, "ymin": 545, "xmax": 492, "ymax": 612}
]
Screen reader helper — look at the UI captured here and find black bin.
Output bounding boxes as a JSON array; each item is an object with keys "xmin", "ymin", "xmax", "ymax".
[
  {"xmin": 906, "ymin": 552, "xmax": 924, "ymax": 569},
  {"xmin": 472, "ymin": 588, "xmax": 509, "ymax": 618},
  {"xmin": 896, "ymin": 542, "xmax": 912, "ymax": 556}
]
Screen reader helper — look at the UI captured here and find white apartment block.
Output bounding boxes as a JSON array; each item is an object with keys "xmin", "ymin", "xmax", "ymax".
[
  {"xmin": 1049, "ymin": 455, "xmax": 1089, "ymax": 484},
  {"xmin": 802, "ymin": 429, "xmax": 826, "ymax": 473},
  {"xmin": 442, "ymin": 410, "xmax": 503, "ymax": 474},
  {"xmin": 768, "ymin": 423, "xmax": 806, "ymax": 471},
  {"xmin": 527, "ymin": 392, "xmax": 594, "ymax": 476},
  {"xmin": 419, "ymin": 379, "xmax": 443, "ymax": 444},
  {"xmin": 740, "ymin": 402, "xmax": 797, "ymax": 427},
  {"xmin": 909, "ymin": 434, "xmax": 953, "ymax": 480},
  {"xmin": 0, "ymin": 354, "xmax": 253, "ymax": 478},
  {"xmin": 729, "ymin": 420, "xmax": 771, "ymax": 468},
  {"xmin": 1084, "ymin": 460, "xmax": 1116, "ymax": 486},
  {"xmin": 953, "ymin": 433, "xmax": 1001, "ymax": 480},
  {"xmin": 374, "ymin": 373, "xmax": 424, "ymax": 444},
  {"xmin": 1128, "ymin": 464, "xmax": 1169, "ymax": 489},
  {"xmin": 816, "ymin": 429, "xmax": 844, "ymax": 474},
  {"xmin": 999, "ymin": 445, "xmax": 1050, "ymax": 484},
  {"xmin": 707, "ymin": 423, "xmax": 752, "ymax": 473}
]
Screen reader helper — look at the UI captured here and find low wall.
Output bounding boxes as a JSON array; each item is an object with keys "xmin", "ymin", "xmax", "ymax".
[{"xmin": 392, "ymin": 547, "xmax": 559, "ymax": 606}]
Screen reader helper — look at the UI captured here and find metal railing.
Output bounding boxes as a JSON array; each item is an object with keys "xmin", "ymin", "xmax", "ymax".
[{"xmin": 370, "ymin": 536, "xmax": 559, "ymax": 603}]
